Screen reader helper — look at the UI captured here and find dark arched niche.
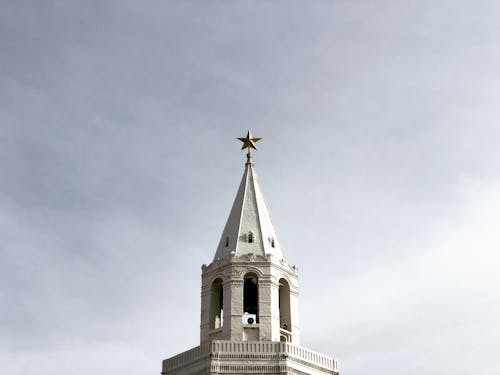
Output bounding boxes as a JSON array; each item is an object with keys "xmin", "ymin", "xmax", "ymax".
[
  {"xmin": 279, "ymin": 278, "xmax": 291, "ymax": 331},
  {"xmin": 243, "ymin": 272, "xmax": 259, "ymax": 322},
  {"xmin": 209, "ymin": 278, "xmax": 223, "ymax": 329}
]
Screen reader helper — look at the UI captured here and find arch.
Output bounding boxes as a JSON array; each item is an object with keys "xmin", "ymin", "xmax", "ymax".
[
  {"xmin": 243, "ymin": 272, "xmax": 259, "ymax": 323},
  {"xmin": 207, "ymin": 273, "xmax": 226, "ymax": 288},
  {"xmin": 279, "ymin": 278, "xmax": 291, "ymax": 331},
  {"xmin": 209, "ymin": 278, "xmax": 224, "ymax": 329},
  {"xmin": 238, "ymin": 267, "xmax": 264, "ymax": 279}
]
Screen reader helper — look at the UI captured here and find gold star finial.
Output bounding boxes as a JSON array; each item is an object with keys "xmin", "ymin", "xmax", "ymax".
[
  {"xmin": 237, "ymin": 130, "xmax": 262, "ymax": 164},
  {"xmin": 237, "ymin": 130, "xmax": 262, "ymax": 150}
]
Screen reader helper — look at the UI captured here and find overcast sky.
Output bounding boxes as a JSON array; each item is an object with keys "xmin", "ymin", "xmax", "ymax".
[{"xmin": 1, "ymin": 1, "xmax": 500, "ymax": 374}]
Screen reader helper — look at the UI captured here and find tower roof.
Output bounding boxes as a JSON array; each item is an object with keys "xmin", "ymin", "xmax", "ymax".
[{"xmin": 214, "ymin": 151, "xmax": 284, "ymax": 261}]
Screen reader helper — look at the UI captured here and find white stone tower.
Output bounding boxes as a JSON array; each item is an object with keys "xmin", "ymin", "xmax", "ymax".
[{"xmin": 162, "ymin": 131, "xmax": 339, "ymax": 375}]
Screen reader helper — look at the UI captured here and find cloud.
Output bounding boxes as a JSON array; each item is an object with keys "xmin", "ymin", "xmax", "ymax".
[{"xmin": 1, "ymin": 1, "xmax": 499, "ymax": 375}]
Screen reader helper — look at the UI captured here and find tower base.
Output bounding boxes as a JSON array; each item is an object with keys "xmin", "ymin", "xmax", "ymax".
[{"xmin": 162, "ymin": 340, "xmax": 339, "ymax": 375}]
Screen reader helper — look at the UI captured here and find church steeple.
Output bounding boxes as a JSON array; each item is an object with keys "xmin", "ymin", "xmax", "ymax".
[
  {"xmin": 213, "ymin": 147, "xmax": 284, "ymax": 261},
  {"xmin": 200, "ymin": 131, "xmax": 299, "ymax": 344}
]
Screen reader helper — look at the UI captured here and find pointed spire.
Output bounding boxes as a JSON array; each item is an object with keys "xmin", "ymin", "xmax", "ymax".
[{"xmin": 214, "ymin": 132, "xmax": 284, "ymax": 261}]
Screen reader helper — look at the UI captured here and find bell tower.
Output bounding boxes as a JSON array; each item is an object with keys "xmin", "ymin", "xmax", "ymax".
[
  {"xmin": 162, "ymin": 131, "xmax": 339, "ymax": 375},
  {"xmin": 200, "ymin": 130, "xmax": 299, "ymax": 344}
]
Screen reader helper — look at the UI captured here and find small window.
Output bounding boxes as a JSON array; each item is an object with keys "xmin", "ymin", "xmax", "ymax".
[
  {"xmin": 268, "ymin": 237, "xmax": 275, "ymax": 248},
  {"xmin": 225, "ymin": 236, "xmax": 229, "ymax": 247},
  {"xmin": 248, "ymin": 232, "xmax": 254, "ymax": 243}
]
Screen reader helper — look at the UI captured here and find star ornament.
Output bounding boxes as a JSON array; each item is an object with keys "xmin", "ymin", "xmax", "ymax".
[{"xmin": 237, "ymin": 130, "xmax": 262, "ymax": 150}]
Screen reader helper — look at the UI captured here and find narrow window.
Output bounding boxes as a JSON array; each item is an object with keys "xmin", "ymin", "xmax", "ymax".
[
  {"xmin": 271, "ymin": 238, "xmax": 275, "ymax": 248},
  {"xmin": 243, "ymin": 273, "xmax": 259, "ymax": 323},
  {"xmin": 279, "ymin": 278, "xmax": 291, "ymax": 331},
  {"xmin": 225, "ymin": 236, "xmax": 229, "ymax": 247},
  {"xmin": 248, "ymin": 232, "xmax": 254, "ymax": 243},
  {"xmin": 209, "ymin": 278, "xmax": 223, "ymax": 329}
]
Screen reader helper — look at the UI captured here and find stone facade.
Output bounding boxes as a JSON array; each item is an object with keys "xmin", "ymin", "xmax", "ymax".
[{"xmin": 161, "ymin": 151, "xmax": 339, "ymax": 375}]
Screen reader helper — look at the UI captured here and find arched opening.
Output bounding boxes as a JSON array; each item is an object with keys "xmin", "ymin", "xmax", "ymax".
[
  {"xmin": 243, "ymin": 273, "xmax": 259, "ymax": 323},
  {"xmin": 279, "ymin": 278, "xmax": 291, "ymax": 331},
  {"xmin": 209, "ymin": 278, "xmax": 223, "ymax": 329}
]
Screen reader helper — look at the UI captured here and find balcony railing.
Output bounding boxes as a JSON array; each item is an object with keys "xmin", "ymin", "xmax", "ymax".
[{"xmin": 163, "ymin": 340, "xmax": 339, "ymax": 373}]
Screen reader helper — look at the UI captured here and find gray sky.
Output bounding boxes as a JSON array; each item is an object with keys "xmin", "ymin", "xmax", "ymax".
[{"xmin": 1, "ymin": 1, "xmax": 499, "ymax": 374}]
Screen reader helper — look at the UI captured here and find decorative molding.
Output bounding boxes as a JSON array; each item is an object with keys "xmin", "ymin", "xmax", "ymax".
[{"xmin": 163, "ymin": 341, "xmax": 338, "ymax": 375}]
